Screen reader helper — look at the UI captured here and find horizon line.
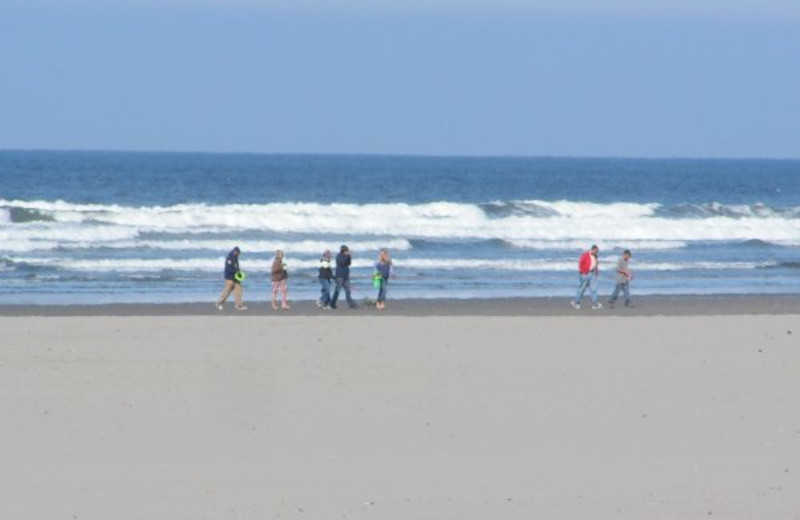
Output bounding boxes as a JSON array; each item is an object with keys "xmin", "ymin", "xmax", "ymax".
[{"xmin": 2, "ymin": 147, "xmax": 799, "ymax": 162}]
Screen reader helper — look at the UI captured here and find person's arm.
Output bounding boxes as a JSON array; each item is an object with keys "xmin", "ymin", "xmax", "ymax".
[{"xmin": 272, "ymin": 260, "xmax": 282, "ymax": 275}]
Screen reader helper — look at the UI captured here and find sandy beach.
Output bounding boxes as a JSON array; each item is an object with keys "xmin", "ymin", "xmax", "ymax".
[{"xmin": 1, "ymin": 307, "xmax": 798, "ymax": 519}]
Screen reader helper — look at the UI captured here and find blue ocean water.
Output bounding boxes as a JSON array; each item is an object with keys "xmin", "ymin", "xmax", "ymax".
[{"xmin": 1, "ymin": 151, "xmax": 799, "ymax": 304}]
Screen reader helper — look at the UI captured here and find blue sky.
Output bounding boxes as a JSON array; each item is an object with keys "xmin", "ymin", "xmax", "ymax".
[{"xmin": 1, "ymin": 1, "xmax": 798, "ymax": 158}]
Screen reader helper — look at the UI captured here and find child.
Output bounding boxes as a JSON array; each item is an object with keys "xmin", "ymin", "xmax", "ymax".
[
  {"xmin": 608, "ymin": 249, "xmax": 633, "ymax": 308},
  {"xmin": 374, "ymin": 248, "xmax": 394, "ymax": 311},
  {"xmin": 271, "ymin": 250, "xmax": 290, "ymax": 310}
]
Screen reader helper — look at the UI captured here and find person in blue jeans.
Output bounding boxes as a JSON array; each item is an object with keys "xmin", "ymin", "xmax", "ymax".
[
  {"xmin": 571, "ymin": 245, "xmax": 602, "ymax": 310},
  {"xmin": 331, "ymin": 244, "xmax": 357, "ymax": 309},
  {"xmin": 374, "ymin": 248, "xmax": 394, "ymax": 311},
  {"xmin": 608, "ymin": 249, "xmax": 633, "ymax": 308},
  {"xmin": 317, "ymin": 250, "xmax": 334, "ymax": 309}
]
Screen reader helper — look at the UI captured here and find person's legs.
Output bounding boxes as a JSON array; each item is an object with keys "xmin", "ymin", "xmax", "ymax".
[
  {"xmin": 233, "ymin": 282, "xmax": 243, "ymax": 308},
  {"xmin": 609, "ymin": 283, "xmax": 622, "ymax": 303},
  {"xmin": 218, "ymin": 280, "xmax": 235, "ymax": 305},
  {"xmin": 271, "ymin": 282, "xmax": 279, "ymax": 309},
  {"xmin": 589, "ymin": 273, "xmax": 599, "ymax": 305},
  {"xmin": 344, "ymin": 278, "xmax": 356, "ymax": 307},
  {"xmin": 319, "ymin": 278, "xmax": 331, "ymax": 306},
  {"xmin": 623, "ymin": 282, "xmax": 631, "ymax": 305},
  {"xmin": 575, "ymin": 275, "xmax": 590, "ymax": 304},
  {"xmin": 281, "ymin": 281, "xmax": 290, "ymax": 309},
  {"xmin": 377, "ymin": 279, "xmax": 387, "ymax": 303},
  {"xmin": 331, "ymin": 278, "xmax": 343, "ymax": 307}
]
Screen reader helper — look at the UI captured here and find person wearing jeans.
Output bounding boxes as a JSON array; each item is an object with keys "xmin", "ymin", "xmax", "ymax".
[
  {"xmin": 331, "ymin": 244, "xmax": 357, "ymax": 309},
  {"xmin": 608, "ymin": 249, "xmax": 633, "ymax": 308},
  {"xmin": 572, "ymin": 245, "xmax": 601, "ymax": 310},
  {"xmin": 374, "ymin": 248, "xmax": 393, "ymax": 311},
  {"xmin": 318, "ymin": 250, "xmax": 334, "ymax": 309}
]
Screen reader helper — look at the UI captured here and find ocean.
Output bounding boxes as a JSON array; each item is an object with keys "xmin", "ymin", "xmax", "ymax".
[{"xmin": 1, "ymin": 151, "xmax": 799, "ymax": 305}]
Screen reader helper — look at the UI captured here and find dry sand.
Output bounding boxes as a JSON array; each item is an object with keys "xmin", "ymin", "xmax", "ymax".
[{"xmin": 1, "ymin": 314, "xmax": 799, "ymax": 519}]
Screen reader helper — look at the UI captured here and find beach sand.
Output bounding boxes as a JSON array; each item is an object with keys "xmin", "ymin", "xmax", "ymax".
[{"xmin": 1, "ymin": 311, "xmax": 798, "ymax": 519}]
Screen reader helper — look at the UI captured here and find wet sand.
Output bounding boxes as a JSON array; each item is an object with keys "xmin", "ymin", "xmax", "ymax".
[
  {"xmin": 1, "ymin": 311, "xmax": 798, "ymax": 519},
  {"xmin": 1, "ymin": 294, "xmax": 800, "ymax": 317}
]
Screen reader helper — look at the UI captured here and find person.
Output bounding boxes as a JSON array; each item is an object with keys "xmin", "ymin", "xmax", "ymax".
[
  {"xmin": 216, "ymin": 246, "xmax": 247, "ymax": 311},
  {"xmin": 331, "ymin": 244, "xmax": 357, "ymax": 309},
  {"xmin": 374, "ymin": 248, "xmax": 394, "ymax": 311},
  {"xmin": 571, "ymin": 244, "xmax": 602, "ymax": 310},
  {"xmin": 608, "ymin": 249, "xmax": 634, "ymax": 308},
  {"xmin": 271, "ymin": 249, "xmax": 290, "ymax": 310},
  {"xmin": 317, "ymin": 249, "xmax": 334, "ymax": 310}
]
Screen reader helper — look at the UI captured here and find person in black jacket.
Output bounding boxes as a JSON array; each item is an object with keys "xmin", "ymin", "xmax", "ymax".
[
  {"xmin": 331, "ymin": 244, "xmax": 357, "ymax": 309},
  {"xmin": 216, "ymin": 246, "xmax": 247, "ymax": 311},
  {"xmin": 317, "ymin": 250, "xmax": 335, "ymax": 309}
]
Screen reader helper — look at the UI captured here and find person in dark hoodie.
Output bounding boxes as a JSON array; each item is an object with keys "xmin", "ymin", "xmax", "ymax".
[
  {"xmin": 317, "ymin": 249, "xmax": 334, "ymax": 310},
  {"xmin": 216, "ymin": 246, "xmax": 247, "ymax": 311},
  {"xmin": 331, "ymin": 244, "xmax": 357, "ymax": 309}
]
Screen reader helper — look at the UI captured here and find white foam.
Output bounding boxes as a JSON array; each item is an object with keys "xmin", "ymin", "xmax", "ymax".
[
  {"xmin": 507, "ymin": 239, "xmax": 688, "ymax": 251},
  {"xmin": 0, "ymin": 224, "xmax": 140, "ymax": 243},
  {"xmin": 6, "ymin": 256, "xmax": 775, "ymax": 273},
  {"xmin": 0, "ymin": 237, "xmax": 411, "ymax": 255},
  {"xmin": 2, "ymin": 199, "xmax": 800, "ymax": 245},
  {"xmin": 525, "ymin": 199, "xmax": 660, "ymax": 218}
]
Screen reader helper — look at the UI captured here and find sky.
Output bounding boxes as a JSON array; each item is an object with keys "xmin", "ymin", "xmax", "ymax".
[{"xmin": 1, "ymin": 0, "xmax": 798, "ymax": 158}]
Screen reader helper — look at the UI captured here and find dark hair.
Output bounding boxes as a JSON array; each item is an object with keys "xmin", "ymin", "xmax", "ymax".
[
  {"xmin": 340, "ymin": 244, "xmax": 349, "ymax": 253},
  {"xmin": 590, "ymin": 244, "xmax": 599, "ymax": 251},
  {"xmin": 232, "ymin": 246, "xmax": 241, "ymax": 253},
  {"xmin": 623, "ymin": 249, "xmax": 632, "ymax": 256}
]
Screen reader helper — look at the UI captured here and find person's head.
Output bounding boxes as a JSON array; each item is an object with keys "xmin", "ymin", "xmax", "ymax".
[
  {"xmin": 322, "ymin": 250, "xmax": 331, "ymax": 260},
  {"xmin": 590, "ymin": 245, "xmax": 599, "ymax": 256},
  {"xmin": 276, "ymin": 249, "xmax": 284, "ymax": 260},
  {"xmin": 379, "ymin": 248, "xmax": 390, "ymax": 262},
  {"xmin": 340, "ymin": 244, "xmax": 350, "ymax": 255},
  {"xmin": 622, "ymin": 249, "xmax": 632, "ymax": 260},
  {"xmin": 232, "ymin": 246, "xmax": 241, "ymax": 257}
]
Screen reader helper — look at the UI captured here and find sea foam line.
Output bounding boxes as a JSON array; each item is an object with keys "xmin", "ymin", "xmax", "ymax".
[{"xmin": 4, "ymin": 256, "xmax": 777, "ymax": 273}]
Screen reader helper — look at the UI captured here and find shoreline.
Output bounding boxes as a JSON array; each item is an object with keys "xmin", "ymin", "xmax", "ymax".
[{"xmin": 1, "ymin": 294, "xmax": 798, "ymax": 317}]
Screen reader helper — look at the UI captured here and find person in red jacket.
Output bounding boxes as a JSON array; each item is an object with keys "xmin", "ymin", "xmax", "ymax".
[{"xmin": 571, "ymin": 245, "xmax": 602, "ymax": 310}]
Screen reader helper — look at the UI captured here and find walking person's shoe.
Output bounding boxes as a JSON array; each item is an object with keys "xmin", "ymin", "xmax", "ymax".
[
  {"xmin": 271, "ymin": 303, "xmax": 279, "ymax": 310},
  {"xmin": 315, "ymin": 300, "xmax": 322, "ymax": 308},
  {"xmin": 607, "ymin": 301, "xmax": 615, "ymax": 309},
  {"xmin": 216, "ymin": 302, "xmax": 224, "ymax": 311},
  {"xmin": 235, "ymin": 305, "xmax": 248, "ymax": 311},
  {"xmin": 282, "ymin": 304, "xmax": 291, "ymax": 311},
  {"xmin": 625, "ymin": 301, "xmax": 635, "ymax": 308},
  {"xmin": 592, "ymin": 303, "xmax": 603, "ymax": 310},
  {"xmin": 570, "ymin": 301, "xmax": 581, "ymax": 310}
]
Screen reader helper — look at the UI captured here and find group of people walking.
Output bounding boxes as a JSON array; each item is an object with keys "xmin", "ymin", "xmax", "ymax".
[
  {"xmin": 215, "ymin": 244, "xmax": 394, "ymax": 312},
  {"xmin": 217, "ymin": 243, "xmax": 632, "ymax": 312}
]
